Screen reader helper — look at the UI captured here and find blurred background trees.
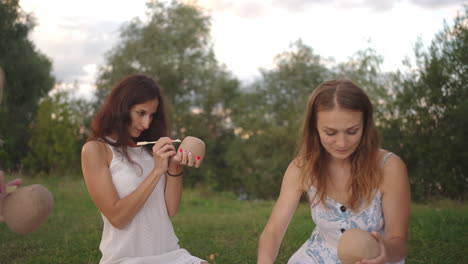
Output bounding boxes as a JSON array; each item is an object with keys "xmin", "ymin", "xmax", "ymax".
[
  {"xmin": 379, "ymin": 8, "xmax": 468, "ymax": 201},
  {"xmin": 0, "ymin": 0, "xmax": 466, "ymax": 201},
  {"xmin": 93, "ymin": 0, "xmax": 240, "ymax": 189},
  {"xmin": 21, "ymin": 90, "xmax": 89, "ymax": 177},
  {"xmin": 0, "ymin": 0, "xmax": 55, "ymax": 170},
  {"xmin": 226, "ymin": 41, "xmax": 330, "ymax": 198}
]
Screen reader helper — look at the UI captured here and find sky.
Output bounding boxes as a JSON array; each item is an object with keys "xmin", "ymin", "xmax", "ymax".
[{"xmin": 19, "ymin": 0, "xmax": 466, "ymax": 99}]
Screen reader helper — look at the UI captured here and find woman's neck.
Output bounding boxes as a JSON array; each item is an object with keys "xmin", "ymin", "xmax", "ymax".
[
  {"xmin": 327, "ymin": 154, "xmax": 351, "ymax": 169},
  {"xmin": 326, "ymin": 155, "xmax": 352, "ymax": 185}
]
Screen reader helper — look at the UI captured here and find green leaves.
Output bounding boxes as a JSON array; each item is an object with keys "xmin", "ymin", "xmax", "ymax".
[
  {"xmin": 22, "ymin": 91, "xmax": 88, "ymax": 176},
  {"xmin": 0, "ymin": 0, "xmax": 55, "ymax": 170},
  {"xmin": 2, "ymin": 0, "xmax": 465, "ymax": 202},
  {"xmin": 379, "ymin": 6, "xmax": 468, "ymax": 201},
  {"xmin": 94, "ymin": 1, "xmax": 240, "ymax": 189},
  {"xmin": 226, "ymin": 41, "xmax": 329, "ymax": 198},
  {"xmin": 95, "ymin": 1, "xmax": 214, "ymax": 108}
]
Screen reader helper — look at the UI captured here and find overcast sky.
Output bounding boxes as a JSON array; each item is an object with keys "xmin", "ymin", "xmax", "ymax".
[{"xmin": 20, "ymin": 0, "xmax": 465, "ymax": 99}]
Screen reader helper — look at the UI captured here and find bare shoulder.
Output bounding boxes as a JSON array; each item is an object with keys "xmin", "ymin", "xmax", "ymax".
[
  {"xmin": 380, "ymin": 151, "xmax": 409, "ymax": 193},
  {"xmin": 284, "ymin": 158, "xmax": 307, "ymax": 192},
  {"xmin": 286, "ymin": 158, "xmax": 303, "ymax": 180},
  {"xmin": 290, "ymin": 158, "xmax": 302, "ymax": 172},
  {"xmin": 382, "ymin": 151, "xmax": 407, "ymax": 174},
  {"xmin": 82, "ymin": 140, "xmax": 106, "ymax": 155},
  {"xmin": 81, "ymin": 140, "xmax": 112, "ymax": 165}
]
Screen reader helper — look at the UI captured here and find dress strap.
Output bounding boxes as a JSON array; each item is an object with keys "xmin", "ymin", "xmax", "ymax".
[{"xmin": 381, "ymin": 152, "xmax": 394, "ymax": 168}]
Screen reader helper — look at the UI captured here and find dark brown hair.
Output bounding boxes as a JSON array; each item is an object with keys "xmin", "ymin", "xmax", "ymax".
[
  {"xmin": 89, "ymin": 74, "xmax": 169, "ymax": 161},
  {"xmin": 297, "ymin": 80, "xmax": 381, "ymax": 211}
]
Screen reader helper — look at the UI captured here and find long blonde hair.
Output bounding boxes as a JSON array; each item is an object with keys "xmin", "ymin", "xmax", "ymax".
[{"xmin": 297, "ymin": 80, "xmax": 381, "ymax": 211}]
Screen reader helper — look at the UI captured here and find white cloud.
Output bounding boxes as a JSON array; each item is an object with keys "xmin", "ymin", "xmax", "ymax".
[
  {"xmin": 20, "ymin": 0, "xmax": 148, "ymax": 99},
  {"xmin": 185, "ymin": 0, "xmax": 269, "ymax": 18},
  {"xmin": 18, "ymin": 0, "xmax": 465, "ymax": 99},
  {"xmin": 410, "ymin": 0, "xmax": 467, "ymax": 8}
]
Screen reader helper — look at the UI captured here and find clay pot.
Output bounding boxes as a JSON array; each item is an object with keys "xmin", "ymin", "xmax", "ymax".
[
  {"xmin": 178, "ymin": 136, "xmax": 205, "ymax": 164},
  {"xmin": 337, "ymin": 228, "xmax": 380, "ymax": 264},
  {"xmin": 2, "ymin": 184, "xmax": 54, "ymax": 234}
]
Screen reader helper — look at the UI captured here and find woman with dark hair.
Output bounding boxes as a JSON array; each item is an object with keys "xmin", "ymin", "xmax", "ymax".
[
  {"xmin": 258, "ymin": 80, "xmax": 410, "ymax": 264},
  {"xmin": 81, "ymin": 75, "xmax": 207, "ymax": 264}
]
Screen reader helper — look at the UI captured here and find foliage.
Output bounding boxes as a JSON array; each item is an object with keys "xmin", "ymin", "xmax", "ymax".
[
  {"xmin": 379, "ymin": 6, "xmax": 468, "ymax": 201},
  {"xmin": 227, "ymin": 41, "xmax": 330, "ymax": 198},
  {"xmin": 0, "ymin": 0, "xmax": 55, "ymax": 170},
  {"xmin": 1, "ymin": 0, "xmax": 466, "ymax": 203},
  {"xmin": 21, "ymin": 90, "xmax": 89, "ymax": 176},
  {"xmin": 94, "ymin": 0, "xmax": 240, "ymax": 189},
  {"xmin": 331, "ymin": 46, "xmax": 393, "ymax": 123}
]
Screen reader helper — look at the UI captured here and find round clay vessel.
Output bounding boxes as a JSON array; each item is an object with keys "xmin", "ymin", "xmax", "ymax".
[
  {"xmin": 3, "ymin": 184, "xmax": 54, "ymax": 234},
  {"xmin": 337, "ymin": 228, "xmax": 380, "ymax": 264},
  {"xmin": 178, "ymin": 136, "xmax": 205, "ymax": 164}
]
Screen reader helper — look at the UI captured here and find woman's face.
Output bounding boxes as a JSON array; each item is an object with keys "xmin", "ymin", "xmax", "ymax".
[
  {"xmin": 316, "ymin": 108, "xmax": 364, "ymax": 161},
  {"xmin": 128, "ymin": 98, "xmax": 159, "ymax": 138}
]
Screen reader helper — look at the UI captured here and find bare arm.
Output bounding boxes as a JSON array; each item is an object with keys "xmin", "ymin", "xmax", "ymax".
[
  {"xmin": 258, "ymin": 160, "xmax": 304, "ymax": 264},
  {"xmin": 360, "ymin": 154, "xmax": 410, "ymax": 264},
  {"xmin": 0, "ymin": 170, "xmax": 22, "ymax": 222},
  {"xmin": 380, "ymin": 154, "xmax": 410, "ymax": 262},
  {"xmin": 81, "ymin": 137, "xmax": 175, "ymax": 229},
  {"xmin": 164, "ymin": 166, "xmax": 183, "ymax": 217},
  {"xmin": 164, "ymin": 148, "xmax": 201, "ymax": 217}
]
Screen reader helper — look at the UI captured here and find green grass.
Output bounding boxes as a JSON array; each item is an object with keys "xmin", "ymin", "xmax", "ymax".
[{"xmin": 1, "ymin": 177, "xmax": 467, "ymax": 263}]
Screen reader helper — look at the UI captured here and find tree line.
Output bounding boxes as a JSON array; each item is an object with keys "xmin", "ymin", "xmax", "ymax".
[{"xmin": 0, "ymin": 0, "xmax": 466, "ymax": 201}]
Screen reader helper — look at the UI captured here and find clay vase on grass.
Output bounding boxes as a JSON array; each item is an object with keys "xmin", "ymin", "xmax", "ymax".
[
  {"xmin": 177, "ymin": 136, "xmax": 205, "ymax": 165},
  {"xmin": 337, "ymin": 228, "xmax": 380, "ymax": 264},
  {"xmin": 1, "ymin": 184, "xmax": 54, "ymax": 234}
]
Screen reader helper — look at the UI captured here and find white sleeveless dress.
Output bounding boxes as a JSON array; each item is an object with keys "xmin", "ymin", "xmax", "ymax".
[
  {"xmin": 288, "ymin": 152, "xmax": 405, "ymax": 264},
  {"xmin": 99, "ymin": 143, "xmax": 205, "ymax": 264}
]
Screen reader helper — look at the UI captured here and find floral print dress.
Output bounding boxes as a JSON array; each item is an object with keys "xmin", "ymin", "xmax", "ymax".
[{"xmin": 288, "ymin": 153, "xmax": 405, "ymax": 264}]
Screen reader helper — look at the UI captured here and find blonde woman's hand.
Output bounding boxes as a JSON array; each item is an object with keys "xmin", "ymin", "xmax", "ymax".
[
  {"xmin": 0, "ymin": 170, "xmax": 22, "ymax": 222},
  {"xmin": 152, "ymin": 137, "xmax": 177, "ymax": 175},
  {"xmin": 355, "ymin": 231, "xmax": 387, "ymax": 264}
]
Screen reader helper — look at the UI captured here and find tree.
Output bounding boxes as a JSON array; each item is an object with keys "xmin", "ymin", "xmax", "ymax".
[
  {"xmin": 380, "ymin": 6, "xmax": 468, "ymax": 200},
  {"xmin": 22, "ymin": 90, "xmax": 87, "ymax": 176},
  {"xmin": 94, "ymin": 0, "xmax": 240, "ymax": 189},
  {"xmin": 227, "ymin": 41, "xmax": 330, "ymax": 198},
  {"xmin": 0, "ymin": 0, "xmax": 55, "ymax": 170},
  {"xmin": 332, "ymin": 46, "xmax": 392, "ymax": 120},
  {"xmin": 227, "ymin": 42, "xmax": 397, "ymax": 199}
]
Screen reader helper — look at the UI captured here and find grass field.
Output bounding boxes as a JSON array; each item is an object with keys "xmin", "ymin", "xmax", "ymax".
[{"xmin": 1, "ymin": 176, "xmax": 467, "ymax": 264}]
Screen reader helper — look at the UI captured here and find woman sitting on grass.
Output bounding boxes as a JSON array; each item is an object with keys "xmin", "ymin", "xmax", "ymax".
[
  {"xmin": 258, "ymin": 80, "xmax": 410, "ymax": 264},
  {"xmin": 81, "ymin": 74, "xmax": 207, "ymax": 264}
]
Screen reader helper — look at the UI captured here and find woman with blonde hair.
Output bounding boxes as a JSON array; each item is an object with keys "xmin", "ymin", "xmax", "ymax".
[{"xmin": 258, "ymin": 80, "xmax": 410, "ymax": 264}]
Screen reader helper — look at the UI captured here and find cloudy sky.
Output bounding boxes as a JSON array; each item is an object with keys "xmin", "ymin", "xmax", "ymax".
[{"xmin": 20, "ymin": 0, "xmax": 465, "ymax": 98}]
